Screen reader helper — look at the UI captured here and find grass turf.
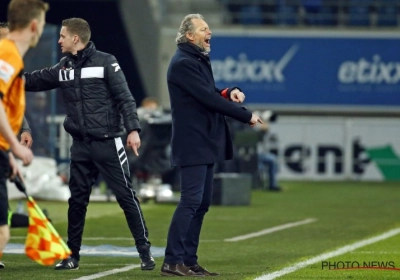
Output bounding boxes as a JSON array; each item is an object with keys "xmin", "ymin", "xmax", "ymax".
[{"xmin": 3, "ymin": 180, "xmax": 400, "ymax": 280}]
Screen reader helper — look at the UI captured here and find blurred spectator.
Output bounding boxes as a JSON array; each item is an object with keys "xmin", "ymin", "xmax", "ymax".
[
  {"xmin": 222, "ymin": 111, "xmax": 282, "ymax": 191},
  {"xmin": 25, "ymin": 91, "xmax": 50, "ymax": 156},
  {"xmin": 257, "ymin": 118, "xmax": 282, "ymax": 191},
  {"xmin": 129, "ymin": 97, "xmax": 175, "ymax": 188},
  {"xmin": 137, "ymin": 96, "xmax": 162, "ymax": 119}
]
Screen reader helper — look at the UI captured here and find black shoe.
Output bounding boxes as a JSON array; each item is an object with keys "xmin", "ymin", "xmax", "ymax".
[
  {"xmin": 188, "ymin": 264, "xmax": 219, "ymax": 276},
  {"xmin": 161, "ymin": 263, "xmax": 204, "ymax": 277},
  {"xmin": 0, "ymin": 261, "xmax": 4, "ymax": 269},
  {"xmin": 268, "ymin": 186, "xmax": 282, "ymax": 192},
  {"xmin": 137, "ymin": 244, "xmax": 156, "ymax": 270},
  {"xmin": 55, "ymin": 256, "xmax": 79, "ymax": 270}
]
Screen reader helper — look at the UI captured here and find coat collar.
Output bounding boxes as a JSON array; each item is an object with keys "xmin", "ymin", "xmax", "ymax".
[
  {"xmin": 178, "ymin": 43, "xmax": 210, "ymax": 64},
  {"xmin": 67, "ymin": 41, "xmax": 96, "ymax": 61}
]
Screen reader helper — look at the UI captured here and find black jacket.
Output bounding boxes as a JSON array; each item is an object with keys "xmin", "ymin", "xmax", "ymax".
[
  {"xmin": 24, "ymin": 42, "xmax": 140, "ymax": 140},
  {"xmin": 167, "ymin": 43, "xmax": 252, "ymax": 167}
]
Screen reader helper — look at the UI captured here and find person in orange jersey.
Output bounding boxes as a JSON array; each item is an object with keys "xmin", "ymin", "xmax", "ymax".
[
  {"xmin": 0, "ymin": 0, "xmax": 49, "ymax": 269},
  {"xmin": 0, "ymin": 22, "xmax": 33, "ymax": 149}
]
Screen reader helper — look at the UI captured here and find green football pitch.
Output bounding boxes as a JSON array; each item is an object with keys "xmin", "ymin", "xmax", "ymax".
[{"xmin": 3, "ymin": 181, "xmax": 400, "ymax": 280}]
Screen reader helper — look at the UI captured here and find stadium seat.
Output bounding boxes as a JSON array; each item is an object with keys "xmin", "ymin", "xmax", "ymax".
[
  {"xmin": 347, "ymin": 0, "xmax": 373, "ymax": 26},
  {"xmin": 302, "ymin": 0, "xmax": 338, "ymax": 26},
  {"xmin": 239, "ymin": 4, "xmax": 264, "ymax": 25},
  {"xmin": 377, "ymin": 0, "xmax": 398, "ymax": 27},
  {"xmin": 275, "ymin": 0, "xmax": 299, "ymax": 25},
  {"xmin": 302, "ymin": 0, "xmax": 322, "ymax": 25}
]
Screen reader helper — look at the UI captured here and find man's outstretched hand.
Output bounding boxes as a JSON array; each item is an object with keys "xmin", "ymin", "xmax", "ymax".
[{"xmin": 249, "ymin": 114, "xmax": 264, "ymax": 127}]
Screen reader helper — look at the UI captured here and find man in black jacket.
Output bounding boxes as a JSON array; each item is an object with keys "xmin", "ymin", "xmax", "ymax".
[
  {"xmin": 161, "ymin": 14, "xmax": 263, "ymax": 277},
  {"xmin": 24, "ymin": 18, "xmax": 155, "ymax": 271}
]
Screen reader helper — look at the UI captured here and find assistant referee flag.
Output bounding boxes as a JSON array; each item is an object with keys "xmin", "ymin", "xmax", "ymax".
[{"xmin": 25, "ymin": 199, "xmax": 71, "ymax": 265}]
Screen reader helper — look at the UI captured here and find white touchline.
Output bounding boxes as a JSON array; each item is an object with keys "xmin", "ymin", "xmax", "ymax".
[
  {"xmin": 224, "ymin": 218, "xmax": 317, "ymax": 242},
  {"xmin": 10, "ymin": 236, "xmax": 220, "ymax": 242},
  {"xmin": 9, "ymin": 236, "xmax": 135, "ymax": 240},
  {"xmin": 254, "ymin": 227, "xmax": 400, "ymax": 280},
  {"xmin": 73, "ymin": 264, "xmax": 141, "ymax": 280}
]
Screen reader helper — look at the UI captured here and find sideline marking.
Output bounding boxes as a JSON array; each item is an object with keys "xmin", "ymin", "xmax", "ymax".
[
  {"xmin": 254, "ymin": 227, "xmax": 400, "ymax": 280},
  {"xmin": 10, "ymin": 235, "xmax": 220, "ymax": 242},
  {"xmin": 73, "ymin": 264, "xmax": 141, "ymax": 280},
  {"xmin": 5, "ymin": 243, "xmax": 165, "ymax": 258},
  {"xmin": 225, "ymin": 218, "xmax": 317, "ymax": 242},
  {"xmin": 10, "ymin": 236, "xmax": 136, "ymax": 241}
]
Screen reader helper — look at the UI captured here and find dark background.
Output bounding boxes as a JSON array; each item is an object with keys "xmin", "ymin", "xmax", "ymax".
[{"xmin": 0, "ymin": 0, "xmax": 146, "ymax": 104}]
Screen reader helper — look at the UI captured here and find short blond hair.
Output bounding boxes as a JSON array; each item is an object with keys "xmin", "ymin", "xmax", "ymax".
[{"xmin": 8, "ymin": 0, "xmax": 49, "ymax": 31}]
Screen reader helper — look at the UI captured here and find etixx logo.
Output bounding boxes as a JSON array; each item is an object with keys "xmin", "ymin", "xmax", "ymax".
[
  {"xmin": 212, "ymin": 45, "xmax": 299, "ymax": 83},
  {"xmin": 338, "ymin": 55, "xmax": 400, "ymax": 84}
]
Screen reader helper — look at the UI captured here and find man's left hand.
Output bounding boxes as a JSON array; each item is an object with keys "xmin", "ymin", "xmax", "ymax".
[
  {"xmin": 126, "ymin": 130, "xmax": 141, "ymax": 156},
  {"xmin": 20, "ymin": 132, "xmax": 33, "ymax": 148},
  {"xmin": 230, "ymin": 89, "xmax": 245, "ymax": 103}
]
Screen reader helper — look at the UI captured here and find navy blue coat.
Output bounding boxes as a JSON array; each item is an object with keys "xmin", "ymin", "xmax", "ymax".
[{"xmin": 167, "ymin": 43, "xmax": 252, "ymax": 167}]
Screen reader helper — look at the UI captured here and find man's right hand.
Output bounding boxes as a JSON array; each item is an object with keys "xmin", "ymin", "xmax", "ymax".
[
  {"xmin": 10, "ymin": 142, "xmax": 33, "ymax": 166},
  {"xmin": 249, "ymin": 114, "xmax": 264, "ymax": 127},
  {"xmin": 8, "ymin": 152, "xmax": 23, "ymax": 180},
  {"xmin": 126, "ymin": 130, "xmax": 141, "ymax": 157}
]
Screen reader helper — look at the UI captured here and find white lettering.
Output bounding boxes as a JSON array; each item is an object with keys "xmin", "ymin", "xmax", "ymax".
[
  {"xmin": 212, "ymin": 45, "xmax": 299, "ymax": 83},
  {"xmin": 338, "ymin": 55, "xmax": 400, "ymax": 84}
]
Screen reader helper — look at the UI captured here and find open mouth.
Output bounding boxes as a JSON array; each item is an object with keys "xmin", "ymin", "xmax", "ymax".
[{"xmin": 205, "ymin": 38, "xmax": 211, "ymax": 45}]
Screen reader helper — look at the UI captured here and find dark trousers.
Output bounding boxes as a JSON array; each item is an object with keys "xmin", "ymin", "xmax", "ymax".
[
  {"xmin": 0, "ymin": 150, "xmax": 9, "ymax": 226},
  {"xmin": 68, "ymin": 137, "xmax": 149, "ymax": 260},
  {"xmin": 164, "ymin": 164, "xmax": 214, "ymax": 265}
]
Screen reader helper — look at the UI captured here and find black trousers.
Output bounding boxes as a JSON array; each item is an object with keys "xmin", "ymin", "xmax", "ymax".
[
  {"xmin": 67, "ymin": 137, "xmax": 150, "ymax": 260},
  {"xmin": 0, "ymin": 150, "xmax": 9, "ymax": 226}
]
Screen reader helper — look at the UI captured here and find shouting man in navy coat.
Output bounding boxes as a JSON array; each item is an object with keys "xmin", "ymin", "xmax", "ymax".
[{"xmin": 161, "ymin": 14, "xmax": 264, "ymax": 277}]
